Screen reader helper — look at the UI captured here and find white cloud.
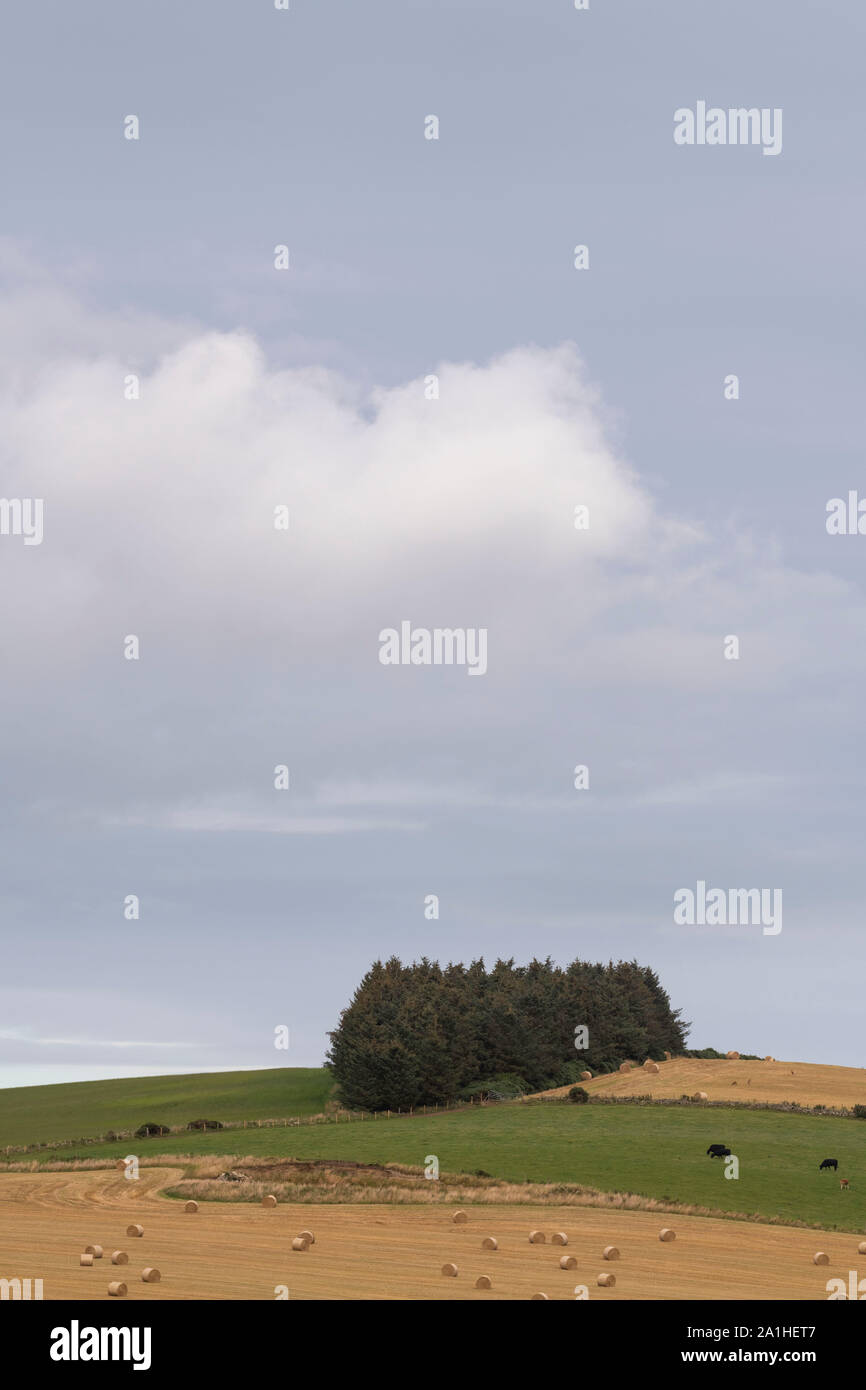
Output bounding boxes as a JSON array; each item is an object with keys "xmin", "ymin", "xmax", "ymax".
[
  {"xmin": 0, "ymin": 1028, "xmax": 202, "ymax": 1050},
  {"xmin": 0, "ymin": 282, "xmax": 863, "ymax": 830}
]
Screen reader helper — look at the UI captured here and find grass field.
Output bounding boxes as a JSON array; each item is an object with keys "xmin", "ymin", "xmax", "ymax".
[
  {"xmin": 537, "ymin": 1057, "xmax": 866, "ymax": 1109},
  {"xmin": 1, "ymin": 1166, "xmax": 861, "ymax": 1301},
  {"xmin": 0, "ymin": 1068, "xmax": 333, "ymax": 1147},
  {"xmin": 28, "ymin": 1103, "xmax": 866, "ymax": 1231}
]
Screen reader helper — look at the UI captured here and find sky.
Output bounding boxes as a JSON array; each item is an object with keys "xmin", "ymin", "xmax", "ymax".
[{"xmin": 1, "ymin": 0, "xmax": 864, "ymax": 1089}]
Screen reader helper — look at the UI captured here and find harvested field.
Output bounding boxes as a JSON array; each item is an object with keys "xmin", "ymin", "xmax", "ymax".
[
  {"xmin": 531, "ymin": 1058, "xmax": 866, "ymax": 1109},
  {"xmin": 0, "ymin": 1167, "xmax": 860, "ymax": 1301}
]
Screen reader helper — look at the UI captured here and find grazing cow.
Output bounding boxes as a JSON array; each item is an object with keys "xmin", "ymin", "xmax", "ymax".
[
  {"xmin": 819, "ymin": 1158, "xmax": 838, "ymax": 1171},
  {"xmin": 840, "ymin": 1178, "xmax": 850, "ymax": 1190},
  {"xmin": 707, "ymin": 1144, "xmax": 732, "ymax": 1158}
]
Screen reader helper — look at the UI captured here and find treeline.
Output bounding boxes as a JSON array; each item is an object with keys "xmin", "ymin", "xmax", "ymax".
[
  {"xmin": 685, "ymin": 1047, "xmax": 761, "ymax": 1061},
  {"xmin": 326, "ymin": 956, "xmax": 689, "ymax": 1111}
]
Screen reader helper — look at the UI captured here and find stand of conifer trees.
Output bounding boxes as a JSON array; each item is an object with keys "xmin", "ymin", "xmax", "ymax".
[{"xmin": 326, "ymin": 956, "xmax": 689, "ymax": 1111}]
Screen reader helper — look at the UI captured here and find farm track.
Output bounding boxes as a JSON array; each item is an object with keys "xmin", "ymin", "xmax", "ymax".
[{"xmin": 0, "ymin": 1168, "xmax": 861, "ymax": 1301}]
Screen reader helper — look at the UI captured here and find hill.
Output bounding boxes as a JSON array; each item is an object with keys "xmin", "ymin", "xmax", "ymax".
[
  {"xmin": 0, "ymin": 1067, "xmax": 333, "ymax": 1147},
  {"xmin": 531, "ymin": 1057, "xmax": 866, "ymax": 1109},
  {"xmin": 19, "ymin": 1099, "xmax": 866, "ymax": 1231}
]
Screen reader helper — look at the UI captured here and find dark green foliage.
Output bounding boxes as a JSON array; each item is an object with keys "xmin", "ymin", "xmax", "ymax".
[
  {"xmin": 853, "ymin": 1105, "xmax": 866, "ymax": 1120},
  {"xmin": 457, "ymin": 1073, "xmax": 529, "ymax": 1102},
  {"xmin": 568, "ymin": 1086, "xmax": 589, "ymax": 1104},
  {"xmin": 686, "ymin": 1047, "xmax": 762, "ymax": 1061},
  {"xmin": 327, "ymin": 955, "xmax": 689, "ymax": 1110},
  {"xmin": 546, "ymin": 1060, "xmax": 585, "ymax": 1089}
]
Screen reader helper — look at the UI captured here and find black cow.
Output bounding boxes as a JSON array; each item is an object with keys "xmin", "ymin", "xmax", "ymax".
[
  {"xmin": 707, "ymin": 1144, "xmax": 732, "ymax": 1158},
  {"xmin": 819, "ymin": 1158, "xmax": 838, "ymax": 1171}
]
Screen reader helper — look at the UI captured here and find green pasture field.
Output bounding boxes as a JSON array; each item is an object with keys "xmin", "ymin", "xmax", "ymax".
[
  {"xmin": 0, "ymin": 1068, "xmax": 333, "ymax": 1147},
  {"xmin": 19, "ymin": 1098, "xmax": 866, "ymax": 1231}
]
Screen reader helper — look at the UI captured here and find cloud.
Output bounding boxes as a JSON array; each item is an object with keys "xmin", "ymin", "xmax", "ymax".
[
  {"xmin": 2, "ymin": 274, "xmax": 866, "ymax": 1077},
  {"xmin": 0, "ymin": 1029, "xmax": 203, "ymax": 1050},
  {"xmin": 106, "ymin": 804, "xmax": 426, "ymax": 835},
  {"xmin": 0, "ymin": 284, "xmax": 863, "ymax": 840}
]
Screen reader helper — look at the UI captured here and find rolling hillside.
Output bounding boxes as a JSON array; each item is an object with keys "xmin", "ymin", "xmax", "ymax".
[
  {"xmin": 533, "ymin": 1058, "xmax": 866, "ymax": 1109},
  {"xmin": 20, "ymin": 1102, "xmax": 866, "ymax": 1230},
  {"xmin": 0, "ymin": 1068, "xmax": 333, "ymax": 1147}
]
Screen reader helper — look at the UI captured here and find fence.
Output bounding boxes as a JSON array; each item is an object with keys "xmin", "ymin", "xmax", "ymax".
[{"xmin": 1, "ymin": 1097, "xmax": 500, "ymax": 1158}]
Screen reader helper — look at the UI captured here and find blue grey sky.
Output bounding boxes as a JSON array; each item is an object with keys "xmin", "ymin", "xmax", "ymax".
[{"xmin": 1, "ymin": 0, "xmax": 864, "ymax": 1088}]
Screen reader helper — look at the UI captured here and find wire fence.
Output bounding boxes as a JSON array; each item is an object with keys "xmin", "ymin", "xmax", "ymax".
[
  {"xmin": 1, "ymin": 1096, "xmax": 500, "ymax": 1157},
  {"xmin": 5, "ymin": 1091, "xmax": 862, "ymax": 1158}
]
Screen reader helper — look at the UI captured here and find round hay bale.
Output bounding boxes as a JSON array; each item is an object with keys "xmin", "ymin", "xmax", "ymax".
[
  {"xmin": 84, "ymin": 1245, "xmax": 103, "ymax": 1259},
  {"xmin": 475, "ymin": 1275, "xmax": 492, "ymax": 1289},
  {"xmin": 559, "ymin": 1255, "xmax": 577, "ymax": 1270},
  {"xmin": 262, "ymin": 1195, "xmax": 277, "ymax": 1208},
  {"xmin": 858, "ymin": 1242, "xmax": 866, "ymax": 1255},
  {"xmin": 291, "ymin": 1237, "xmax": 310, "ymax": 1252},
  {"xmin": 726, "ymin": 1051, "xmax": 740, "ymax": 1060},
  {"xmin": 184, "ymin": 1201, "xmax": 198, "ymax": 1214},
  {"xmin": 551, "ymin": 1232, "xmax": 568, "ymax": 1246},
  {"xmin": 764, "ymin": 1055, "xmax": 774, "ymax": 1062},
  {"xmin": 452, "ymin": 1210, "xmax": 467, "ymax": 1224},
  {"xmin": 441, "ymin": 1262, "xmax": 458, "ymax": 1277},
  {"xmin": 619, "ymin": 1061, "xmax": 634, "ymax": 1073},
  {"xmin": 692, "ymin": 1091, "xmax": 708, "ymax": 1101},
  {"xmin": 529, "ymin": 1230, "xmax": 546, "ymax": 1244},
  {"xmin": 298, "ymin": 1230, "xmax": 315, "ymax": 1245},
  {"xmin": 141, "ymin": 1267, "xmax": 161, "ymax": 1283},
  {"xmin": 530, "ymin": 1292, "xmax": 549, "ymax": 1300},
  {"xmin": 107, "ymin": 1282, "xmax": 127, "ymax": 1297},
  {"xmin": 110, "ymin": 1251, "xmax": 128, "ymax": 1266},
  {"xmin": 644, "ymin": 1062, "xmax": 660, "ymax": 1074},
  {"xmin": 580, "ymin": 1070, "xmax": 592, "ymax": 1081},
  {"xmin": 597, "ymin": 1272, "xmax": 616, "ymax": 1287},
  {"xmin": 812, "ymin": 1252, "xmax": 829, "ymax": 1265},
  {"xmin": 659, "ymin": 1228, "xmax": 676, "ymax": 1242},
  {"xmin": 602, "ymin": 1245, "xmax": 620, "ymax": 1261},
  {"xmin": 664, "ymin": 1050, "xmax": 672, "ymax": 1061},
  {"xmin": 79, "ymin": 1254, "xmax": 94, "ymax": 1267},
  {"xmin": 481, "ymin": 1236, "xmax": 498, "ymax": 1250},
  {"xmin": 126, "ymin": 1224, "xmax": 144, "ymax": 1238}
]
